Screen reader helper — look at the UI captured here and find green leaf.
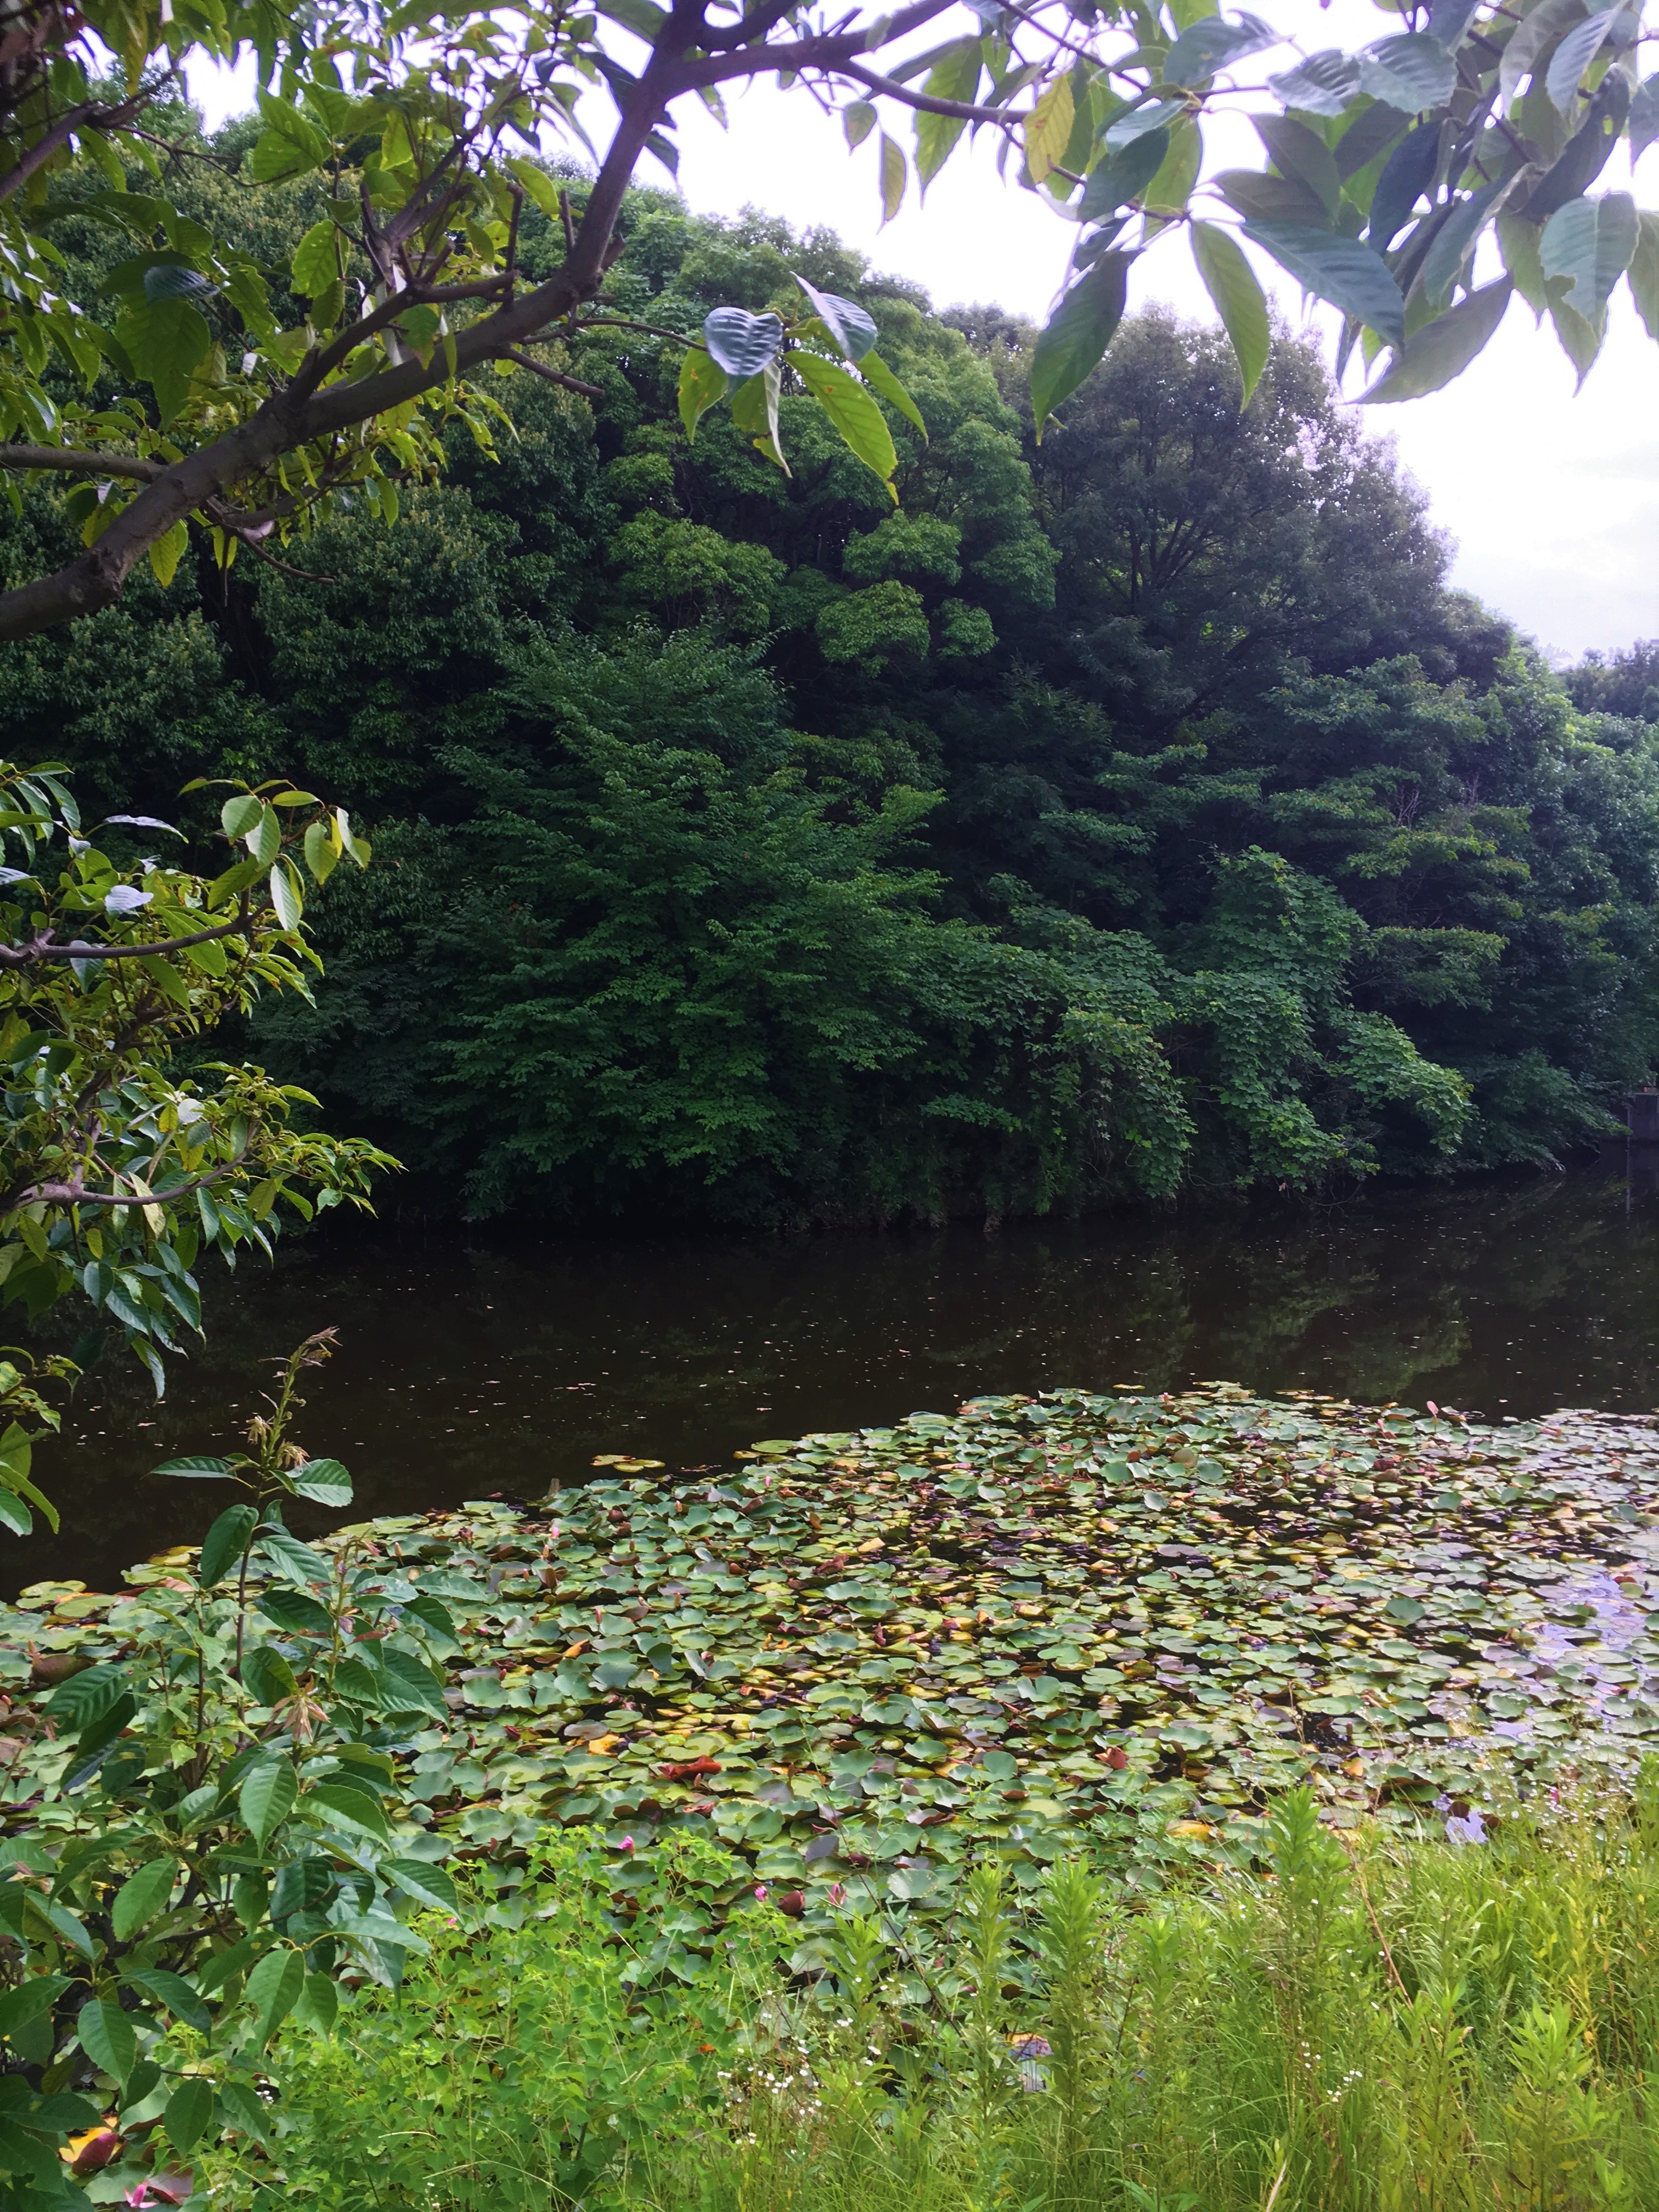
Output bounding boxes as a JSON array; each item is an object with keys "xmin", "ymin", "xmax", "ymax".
[
  {"xmin": 165, "ymin": 2074, "xmax": 216, "ymax": 2156},
  {"xmin": 292, "ymin": 1971, "xmax": 339, "ymax": 2032},
  {"xmin": 220, "ymin": 795, "xmax": 261, "ymax": 842},
  {"xmin": 597, "ymin": 0, "xmax": 667, "ymax": 34},
  {"xmin": 678, "ymin": 346, "xmax": 726, "ymax": 440},
  {"xmin": 1240, "ymin": 223, "xmax": 1404, "ymax": 347},
  {"xmin": 246, "ymin": 1946, "xmax": 305, "ymax": 2045},
  {"xmin": 384, "ymin": 1857, "xmax": 459, "ymax": 1913},
  {"xmin": 504, "ymin": 156, "xmax": 563, "ymax": 220},
  {"xmin": 1163, "ymin": 13, "xmax": 1277, "ymax": 87},
  {"xmin": 1626, "ymin": 210, "xmax": 1659, "ymax": 338},
  {"xmin": 218, "ymin": 2078, "xmax": 275, "ymax": 2149},
  {"xmin": 200, "ymin": 1502, "xmax": 258, "ymax": 1589},
  {"xmin": 1254, "ymin": 116, "xmax": 1340, "ymax": 218},
  {"xmin": 1023, "ymin": 75, "xmax": 1074, "ymax": 185},
  {"xmin": 1267, "ymin": 49, "xmax": 1360, "ymax": 117},
  {"xmin": 1077, "ymin": 129, "xmax": 1169, "ymax": 222},
  {"xmin": 121, "ymin": 1968, "xmax": 208, "ymax": 2034},
  {"xmin": 154, "ymin": 1454, "xmax": 235, "ymax": 1479},
  {"xmin": 1498, "ymin": 213, "xmax": 1551, "ymax": 317},
  {"xmin": 42, "ymin": 1662, "xmax": 127, "ymax": 1732},
  {"xmin": 1030, "ymin": 251, "xmax": 1134, "ymax": 437},
  {"xmin": 302, "ymin": 819, "xmax": 339, "ymax": 886},
  {"xmin": 1368, "ymin": 122, "xmax": 1440, "ymax": 251},
  {"xmin": 250, "ymin": 802, "xmax": 281, "ymax": 865},
  {"xmin": 1359, "ymin": 32, "xmax": 1458, "ymax": 111},
  {"xmin": 793, "ymin": 353, "xmax": 898, "ymax": 487},
  {"xmin": 793, "ymin": 276, "xmax": 878, "ymax": 363},
  {"xmin": 1360, "ymin": 278, "xmax": 1513, "ymax": 400},
  {"xmin": 149, "ymin": 519, "xmax": 189, "ymax": 590},
  {"xmin": 1385, "ymin": 1595, "xmax": 1425, "ymax": 1623},
  {"xmin": 1214, "ymin": 169, "xmax": 1331, "ymax": 228},
  {"xmin": 243, "ymin": 1644, "xmax": 298, "ymax": 1707},
  {"xmin": 1546, "ymin": 8, "xmax": 1620, "ymax": 113},
  {"xmin": 0, "ymin": 1974, "xmax": 67, "ymax": 2042},
  {"xmin": 270, "ymin": 859, "xmax": 303, "ymax": 931},
  {"xmin": 1190, "ymin": 221, "xmax": 1269, "ymax": 404},
  {"xmin": 257, "ymin": 1525, "xmax": 332, "ymax": 1586},
  {"xmin": 729, "ymin": 362, "xmax": 787, "ymax": 473},
  {"xmin": 914, "ymin": 38, "xmax": 982, "ymax": 191},
  {"xmin": 1503, "ymin": 1, "xmax": 1583, "ymax": 106},
  {"xmin": 113, "ymin": 295, "xmax": 211, "ymax": 423},
  {"xmin": 77, "ymin": 1996, "xmax": 136, "ymax": 2085},
  {"xmin": 879, "ymin": 133, "xmax": 907, "ymax": 225},
  {"xmin": 367, "ymin": 1649, "xmax": 444, "ymax": 1719},
  {"xmin": 111, "ymin": 1857, "xmax": 178, "ymax": 1941},
  {"xmin": 239, "ymin": 1757, "xmax": 298, "ymax": 1848},
  {"xmin": 250, "ymin": 91, "xmax": 331, "ymax": 183},
  {"xmin": 858, "ymin": 351, "xmax": 928, "ymax": 440},
  {"xmin": 1541, "ymin": 190, "xmax": 1638, "ymax": 318},
  {"xmin": 702, "ymin": 308, "xmax": 782, "ymax": 382},
  {"xmin": 1632, "ymin": 73, "xmax": 1659, "ymax": 164},
  {"xmin": 290, "ymin": 218, "xmax": 340, "ymax": 298},
  {"xmin": 287, "ymin": 1457, "xmax": 353, "ymax": 1506},
  {"xmin": 1550, "ymin": 291, "xmax": 1605, "ymax": 385},
  {"xmin": 257, "ymin": 1587, "xmax": 334, "ymax": 1635},
  {"xmin": 1421, "ymin": 181, "xmax": 1509, "ymax": 308},
  {"xmin": 304, "ymin": 1782, "xmax": 391, "ymax": 1841},
  {"xmin": 404, "ymin": 1593, "xmax": 458, "ymax": 1647},
  {"xmin": 843, "ymin": 101, "xmax": 877, "ymax": 150}
]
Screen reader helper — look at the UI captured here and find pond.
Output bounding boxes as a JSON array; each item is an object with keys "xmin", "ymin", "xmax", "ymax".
[{"xmin": 16, "ymin": 1148, "xmax": 1659, "ymax": 1597}]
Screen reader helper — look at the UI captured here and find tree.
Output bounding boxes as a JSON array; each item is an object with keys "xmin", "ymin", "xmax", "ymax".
[
  {"xmin": 0, "ymin": 760, "xmax": 393, "ymax": 1531},
  {"xmin": 3, "ymin": 1, "xmax": 1655, "ymax": 641}
]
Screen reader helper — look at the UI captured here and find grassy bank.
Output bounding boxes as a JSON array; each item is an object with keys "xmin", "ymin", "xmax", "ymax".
[
  {"xmin": 5, "ymin": 1383, "xmax": 1659, "ymax": 2202},
  {"xmin": 216, "ymin": 1782, "xmax": 1656, "ymax": 2209}
]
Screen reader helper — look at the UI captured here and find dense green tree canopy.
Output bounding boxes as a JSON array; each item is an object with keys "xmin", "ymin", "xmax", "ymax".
[
  {"xmin": 5, "ymin": 172, "xmax": 1655, "ymax": 1226},
  {"xmin": 3, "ymin": 0, "xmax": 1658, "ymax": 637}
]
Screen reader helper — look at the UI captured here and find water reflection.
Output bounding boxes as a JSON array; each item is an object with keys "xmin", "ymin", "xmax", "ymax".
[{"xmin": 16, "ymin": 1151, "xmax": 1658, "ymax": 1596}]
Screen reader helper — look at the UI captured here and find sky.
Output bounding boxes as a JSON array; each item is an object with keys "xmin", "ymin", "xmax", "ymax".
[{"xmin": 184, "ymin": 1, "xmax": 1659, "ymax": 663}]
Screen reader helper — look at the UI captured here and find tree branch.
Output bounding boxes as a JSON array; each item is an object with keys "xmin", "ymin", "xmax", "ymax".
[
  {"xmin": 0, "ymin": 0, "xmax": 964, "ymax": 643},
  {"xmin": 0, "ymin": 903, "xmax": 256, "ymax": 968},
  {"xmin": 503, "ymin": 349, "xmax": 606, "ymax": 400},
  {"xmin": 839, "ymin": 58, "xmax": 1031, "ymax": 124},
  {"xmin": 0, "ymin": 95, "xmax": 142, "ymax": 207},
  {"xmin": 0, "ymin": 445, "xmax": 163, "ymax": 483},
  {"xmin": 16, "ymin": 1164, "xmax": 236, "ymax": 1210}
]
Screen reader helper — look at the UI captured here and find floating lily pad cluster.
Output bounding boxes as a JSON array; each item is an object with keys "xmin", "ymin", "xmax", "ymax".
[{"xmin": 7, "ymin": 1385, "xmax": 1659, "ymax": 1951}]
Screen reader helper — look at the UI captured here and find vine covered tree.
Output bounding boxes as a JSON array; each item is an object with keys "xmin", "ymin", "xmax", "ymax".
[{"xmin": 2, "ymin": 0, "xmax": 1655, "ymax": 638}]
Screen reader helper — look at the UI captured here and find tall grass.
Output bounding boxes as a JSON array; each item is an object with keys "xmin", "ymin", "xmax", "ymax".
[{"xmin": 229, "ymin": 1778, "xmax": 1659, "ymax": 2212}]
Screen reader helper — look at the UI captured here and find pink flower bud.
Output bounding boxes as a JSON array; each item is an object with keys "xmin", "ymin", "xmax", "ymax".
[
  {"xmin": 620, "ymin": 1834, "xmax": 635, "ymax": 1851},
  {"xmin": 754, "ymin": 1883, "xmax": 768, "ymax": 1901}
]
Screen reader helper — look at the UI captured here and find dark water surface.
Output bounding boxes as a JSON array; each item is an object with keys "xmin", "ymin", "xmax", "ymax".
[{"xmin": 16, "ymin": 1150, "xmax": 1659, "ymax": 1596}]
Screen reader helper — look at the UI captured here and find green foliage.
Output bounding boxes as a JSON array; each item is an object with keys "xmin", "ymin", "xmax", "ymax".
[
  {"xmin": 0, "ymin": 758, "xmax": 392, "ymax": 1508},
  {"xmin": 0, "ymin": 1338, "xmax": 471, "ymax": 2204},
  {"xmin": 6, "ymin": 184, "xmax": 1658, "ymax": 1222},
  {"xmin": 212, "ymin": 1785, "xmax": 1659, "ymax": 2210},
  {"xmin": 3, "ymin": 0, "xmax": 1654, "ymax": 639}
]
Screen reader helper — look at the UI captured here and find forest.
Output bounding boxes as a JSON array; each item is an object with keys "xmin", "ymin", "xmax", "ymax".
[{"xmin": 5, "ymin": 114, "xmax": 1658, "ymax": 1229}]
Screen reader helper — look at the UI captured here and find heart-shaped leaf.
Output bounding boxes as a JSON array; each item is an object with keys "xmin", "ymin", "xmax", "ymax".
[{"xmin": 702, "ymin": 307, "xmax": 783, "ymax": 382}]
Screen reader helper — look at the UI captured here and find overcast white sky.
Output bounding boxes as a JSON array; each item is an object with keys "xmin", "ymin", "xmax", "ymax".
[{"xmin": 187, "ymin": 1, "xmax": 1659, "ymax": 661}]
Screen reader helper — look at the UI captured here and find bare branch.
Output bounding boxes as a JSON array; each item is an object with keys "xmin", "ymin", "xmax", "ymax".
[
  {"xmin": 18, "ymin": 1164, "xmax": 236, "ymax": 1209},
  {"xmin": 0, "ymin": 445, "xmax": 163, "ymax": 483},
  {"xmin": 0, "ymin": 95, "xmax": 142, "ymax": 207},
  {"xmin": 839, "ymin": 57, "xmax": 1030, "ymax": 124},
  {"xmin": 503, "ymin": 349, "xmax": 606, "ymax": 400},
  {"xmin": 0, "ymin": 904, "xmax": 257, "ymax": 968}
]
